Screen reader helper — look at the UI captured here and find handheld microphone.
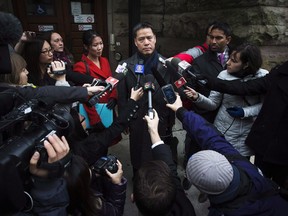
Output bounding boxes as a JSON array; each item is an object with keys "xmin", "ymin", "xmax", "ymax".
[
  {"xmin": 174, "ymin": 76, "xmax": 187, "ymax": 89},
  {"xmin": 0, "ymin": 12, "xmax": 23, "ymax": 75},
  {"xmin": 171, "ymin": 58, "xmax": 207, "ymax": 86},
  {"xmin": 115, "ymin": 62, "xmax": 129, "ymax": 76},
  {"xmin": 151, "ymin": 67, "xmax": 167, "ymax": 88},
  {"xmin": 143, "ymin": 74, "xmax": 155, "ymax": 119},
  {"xmin": 0, "ymin": 12, "xmax": 23, "ymax": 45},
  {"xmin": 134, "ymin": 59, "xmax": 144, "ymax": 90},
  {"xmin": 87, "ymin": 76, "xmax": 119, "ymax": 107}
]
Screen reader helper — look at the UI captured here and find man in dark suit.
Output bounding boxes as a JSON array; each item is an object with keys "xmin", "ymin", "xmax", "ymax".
[
  {"xmin": 117, "ymin": 22, "xmax": 177, "ymax": 173},
  {"xmin": 131, "ymin": 110, "xmax": 196, "ymax": 216}
]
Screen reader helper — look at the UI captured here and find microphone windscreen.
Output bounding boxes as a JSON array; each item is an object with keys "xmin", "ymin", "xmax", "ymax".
[
  {"xmin": 171, "ymin": 58, "xmax": 181, "ymax": 68},
  {"xmin": 144, "ymin": 74, "xmax": 154, "ymax": 83},
  {"xmin": 0, "ymin": 12, "xmax": 23, "ymax": 45},
  {"xmin": 166, "ymin": 60, "xmax": 183, "ymax": 82},
  {"xmin": 151, "ymin": 67, "xmax": 167, "ymax": 87}
]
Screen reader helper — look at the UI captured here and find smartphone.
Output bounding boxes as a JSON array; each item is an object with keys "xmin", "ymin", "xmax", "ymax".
[{"xmin": 161, "ymin": 84, "xmax": 176, "ymax": 104}]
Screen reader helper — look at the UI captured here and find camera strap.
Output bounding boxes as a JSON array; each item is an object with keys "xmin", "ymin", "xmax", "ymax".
[{"xmin": 38, "ymin": 151, "xmax": 72, "ymax": 178}]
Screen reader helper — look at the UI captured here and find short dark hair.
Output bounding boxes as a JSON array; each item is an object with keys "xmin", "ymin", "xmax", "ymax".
[
  {"xmin": 132, "ymin": 22, "xmax": 155, "ymax": 39},
  {"xmin": 205, "ymin": 21, "xmax": 217, "ymax": 36},
  {"xmin": 133, "ymin": 160, "xmax": 177, "ymax": 216},
  {"xmin": 232, "ymin": 43, "xmax": 263, "ymax": 75},
  {"xmin": 210, "ymin": 21, "xmax": 232, "ymax": 37}
]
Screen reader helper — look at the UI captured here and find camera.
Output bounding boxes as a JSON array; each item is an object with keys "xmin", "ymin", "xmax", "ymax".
[
  {"xmin": 0, "ymin": 99, "xmax": 74, "ymax": 185},
  {"xmin": 91, "ymin": 155, "xmax": 118, "ymax": 176},
  {"xmin": 0, "ymin": 99, "xmax": 75, "ymax": 213}
]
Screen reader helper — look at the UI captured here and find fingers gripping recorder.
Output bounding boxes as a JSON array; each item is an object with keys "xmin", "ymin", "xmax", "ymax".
[
  {"xmin": 143, "ymin": 74, "xmax": 155, "ymax": 119},
  {"xmin": 87, "ymin": 76, "xmax": 119, "ymax": 107}
]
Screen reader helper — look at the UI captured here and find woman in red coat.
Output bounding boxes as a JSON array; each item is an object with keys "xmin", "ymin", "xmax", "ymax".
[{"xmin": 74, "ymin": 30, "xmax": 117, "ymax": 131}]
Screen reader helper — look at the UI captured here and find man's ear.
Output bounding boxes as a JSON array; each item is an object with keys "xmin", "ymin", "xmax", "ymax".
[
  {"xmin": 134, "ymin": 39, "xmax": 138, "ymax": 48},
  {"xmin": 130, "ymin": 193, "xmax": 135, "ymax": 203},
  {"xmin": 226, "ymin": 36, "xmax": 232, "ymax": 45}
]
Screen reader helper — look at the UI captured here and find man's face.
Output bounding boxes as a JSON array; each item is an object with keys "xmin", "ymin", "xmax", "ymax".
[
  {"xmin": 209, "ymin": 29, "xmax": 231, "ymax": 53},
  {"xmin": 134, "ymin": 28, "xmax": 156, "ymax": 56}
]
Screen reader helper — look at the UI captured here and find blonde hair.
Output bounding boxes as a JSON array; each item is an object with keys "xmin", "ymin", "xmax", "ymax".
[{"xmin": 0, "ymin": 52, "xmax": 27, "ymax": 84}]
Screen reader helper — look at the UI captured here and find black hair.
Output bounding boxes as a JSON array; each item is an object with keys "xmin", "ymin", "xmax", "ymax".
[
  {"xmin": 232, "ymin": 43, "xmax": 262, "ymax": 76},
  {"xmin": 65, "ymin": 155, "xmax": 101, "ymax": 215},
  {"xmin": 205, "ymin": 21, "xmax": 217, "ymax": 36},
  {"xmin": 133, "ymin": 160, "xmax": 177, "ymax": 216},
  {"xmin": 132, "ymin": 22, "xmax": 155, "ymax": 39},
  {"xmin": 82, "ymin": 30, "xmax": 102, "ymax": 46},
  {"xmin": 21, "ymin": 39, "xmax": 45, "ymax": 86},
  {"xmin": 210, "ymin": 21, "xmax": 232, "ymax": 37}
]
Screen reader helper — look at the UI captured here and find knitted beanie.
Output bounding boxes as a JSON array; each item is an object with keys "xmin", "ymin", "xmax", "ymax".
[{"xmin": 186, "ymin": 150, "xmax": 233, "ymax": 195}]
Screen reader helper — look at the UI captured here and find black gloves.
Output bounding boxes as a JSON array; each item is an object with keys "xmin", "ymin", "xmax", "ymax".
[
  {"xmin": 226, "ymin": 106, "xmax": 244, "ymax": 118},
  {"xmin": 106, "ymin": 98, "xmax": 117, "ymax": 110}
]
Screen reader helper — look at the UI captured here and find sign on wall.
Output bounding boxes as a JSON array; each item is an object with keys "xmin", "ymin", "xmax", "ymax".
[
  {"xmin": 78, "ymin": 25, "xmax": 93, "ymax": 31},
  {"xmin": 38, "ymin": 25, "xmax": 54, "ymax": 31},
  {"xmin": 74, "ymin": 14, "xmax": 94, "ymax": 23},
  {"xmin": 71, "ymin": 2, "xmax": 82, "ymax": 15}
]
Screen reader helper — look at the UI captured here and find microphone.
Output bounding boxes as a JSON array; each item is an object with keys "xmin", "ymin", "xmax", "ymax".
[
  {"xmin": 115, "ymin": 62, "xmax": 129, "ymax": 76},
  {"xmin": 87, "ymin": 76, "xmax": 120, "ymax": 107},
  {"xmin": 151, "ymin": 67, "xmax": 167, "ymax": 88},
  {"xmin": 0, "ymin": 12, "xmax": 23, "ymax": 45},
  {"xmin": 0, "ymin": 12, "xmax": 23, "ymax": 75},
  {"xmin": 134, "ymin": 59, "xmax": 144, "ymax": 90},
  {"xmin": 143, "ymin": 74, "xmax": 155, "ymax": 119},
  {"xmin": 171, "ymin": 58, "xmax": 207, "ymax": 86}
]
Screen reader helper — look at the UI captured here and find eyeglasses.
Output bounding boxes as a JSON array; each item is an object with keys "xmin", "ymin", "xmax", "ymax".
[{"xmin": 41, "ymin": 48, "xmax": 54, "ymax": 55}]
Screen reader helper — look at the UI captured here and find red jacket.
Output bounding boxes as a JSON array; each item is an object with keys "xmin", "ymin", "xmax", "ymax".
[{"xmin": 74, "ymin": 54, "xmax": 117, "ymax": 126}]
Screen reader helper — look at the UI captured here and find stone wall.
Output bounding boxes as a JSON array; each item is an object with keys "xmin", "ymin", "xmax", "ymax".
[{"xmin": 111, "ymin": 0, "xmax": 288, "ymax": 70}]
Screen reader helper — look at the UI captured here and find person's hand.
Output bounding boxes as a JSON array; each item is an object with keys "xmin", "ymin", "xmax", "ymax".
[
  {"xmin": 130, "ymin": 87, "xmax": 144, "ymax": 101},
  {"xmin": 183, "ymin": 86, "xmax": 199, "ymax": 100},
  {"xmin": 20, "ymin": 31, "xmax": 36, "ymax": 42},
  {"xmin": 106, "ymin": 160, "xmax": 123, "ymax": 185},
  {"xmin": 86, "ymin": 85, "xmax": 106, "ymax": 96},
  {"xmin": 144, "ymin": 109, "xmax": 161, "ymax": 144},
  {"xmin": 144, "ymin": 109, "xmax": 159, "ymax": 134},
  {"xmin": 47, "ymin": 60, "xmax": 66, "ymax": 81},
  {"xmin": 226, "ymin": 107, "xmax": 244, "ymax": 118},
  {"xmin": 106, "ymin": 98, "xmax": 117, "ymax": 110},
  {"xmin": 29, "ymin": 134, "xmax": 70, "ymax": 178},
  {"xmin": 166, "ymin": 94, "xmax": 183, "ymax": 112}
]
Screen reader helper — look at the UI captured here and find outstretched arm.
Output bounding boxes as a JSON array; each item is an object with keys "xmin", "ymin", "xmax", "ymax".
[
  {"xmin": 205, "ymin": 74, "xmax": 270, "ymax": 95},
  {"xmin": 166, "ymin": 95, "xmax": 239, "ymax": 156}
]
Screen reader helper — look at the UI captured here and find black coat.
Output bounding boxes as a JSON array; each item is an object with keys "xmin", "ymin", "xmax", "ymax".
[
  {"xmin": 117, "ymin": 53, "xmax": 175, "ymax": 169},
  {"xmin": 206, "ymin": 61, "xmax": 288, "ymax": 165},
  {"xmin": 152, "ymin": 144, "xmax": 196, "ymax": 216}
]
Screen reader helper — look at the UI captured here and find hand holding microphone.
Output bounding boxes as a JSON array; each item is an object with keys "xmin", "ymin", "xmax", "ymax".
[
  {"xmin": 87, "ymin": 76, "xmax": 119, "ymax": 107},
  {"xmin": 143, "ymin": 74, "xmax": 155, "ymax": 119},
  {"xmin": 134, "ymin": 59, "xmax": 144, "ymax": 90}
]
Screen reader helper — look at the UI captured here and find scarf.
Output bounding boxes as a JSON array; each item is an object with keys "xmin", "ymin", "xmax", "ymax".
[{"xmin": 137, "ymin": 51, "xmax": 159, "ymax": 75}]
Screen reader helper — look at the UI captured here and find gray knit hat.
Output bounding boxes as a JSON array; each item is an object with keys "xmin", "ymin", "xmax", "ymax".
[{"xmin": 186, "ymin": 150, "xmax": 233, "ymax": 195}]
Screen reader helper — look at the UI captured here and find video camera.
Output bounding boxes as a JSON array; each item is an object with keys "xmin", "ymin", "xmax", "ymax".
[{"xmin": 0, "ymin": 100, "xmax": 74, "ymax": 181}]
